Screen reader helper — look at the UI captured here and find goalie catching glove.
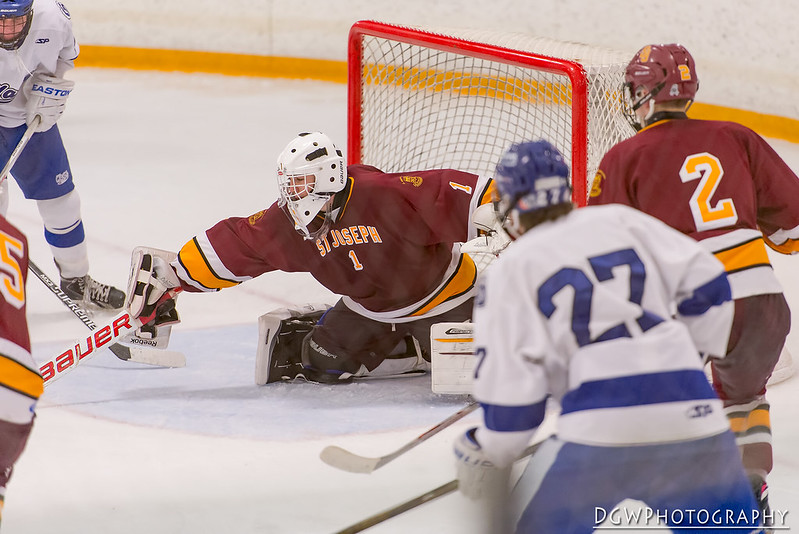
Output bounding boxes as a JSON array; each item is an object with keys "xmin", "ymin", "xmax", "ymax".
[
  {"xmin": 125, "ymin": 247, "xmax": 182, "ymax": 329},
  {"xmin": 464, "ymin": 203, "xmax": 511, "ymax": 255},
  {"xmin": 24, "ymin": 73, "xmax": 75, "ymax": 133},
  {"xmin": 462, "ymin": 203, "xmax": 511, "ymax": 272}
]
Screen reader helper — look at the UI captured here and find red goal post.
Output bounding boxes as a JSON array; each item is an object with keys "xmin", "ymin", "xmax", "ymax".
[{"xmin": 347, "ymin": 20, "xmax": 636, "ymax": 206}]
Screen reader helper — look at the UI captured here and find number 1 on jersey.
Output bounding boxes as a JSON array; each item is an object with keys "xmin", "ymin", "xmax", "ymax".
[{"xmin": 348, "ymin": 250, "xmax": 364, "ymax": 271}]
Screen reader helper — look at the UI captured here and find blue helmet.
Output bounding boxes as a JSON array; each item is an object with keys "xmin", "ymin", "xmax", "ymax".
[
  {"xmin": 494, "ymin": 140, "xmax": 571, "ymax": 221},
  {"xmin": 0, "ymin": 0, "xmax": 32, "ymax": 15},
  {"xmin": 0, "ymin": 0, "xmax": 34, "ymax": 51}
]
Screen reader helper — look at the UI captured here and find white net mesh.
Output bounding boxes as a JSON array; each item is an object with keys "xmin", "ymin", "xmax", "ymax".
[{"xmin": 351, "ymin": 22, "xmax": 637, "ymax": 204}]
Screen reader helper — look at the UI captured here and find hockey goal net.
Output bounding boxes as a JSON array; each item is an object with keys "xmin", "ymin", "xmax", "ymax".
[{"xmin": 347, "ymin": 20, "xmax": 637, "ymax": 205}]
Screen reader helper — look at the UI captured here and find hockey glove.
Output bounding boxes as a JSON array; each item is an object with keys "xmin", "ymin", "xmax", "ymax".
[
  {"xmin": 453, "ymin": 427, "xmax": 508, "ymax": 500},
  {"xmin": 461, "ymin": 232, "xmax": 511, "ymax": 258},
  {"xmin": 24, "ymin": 73, "xmax": 74, "ymax": 133},
  {"xmin": 126, "ymin": 247, "xmax": 181, "ymax": 326},
  {"xmin": 464, "ymin": 203, "xmax": 511, "ymax": 258}
]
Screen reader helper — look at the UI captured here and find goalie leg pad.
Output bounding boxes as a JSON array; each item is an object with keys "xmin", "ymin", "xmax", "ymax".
[
  {"xmin": 300, "ymin": 333, "xmax": 430, "ymax": 383},
  {"xmin": 353, "ymin": 347, "xmax": 430, "ymax": 380},
  {"xmin": 300, "ymin": 335, "xmax": 360, "ymax": 384},
  {"xmin": 431, "ymin": 322, "xmax": 476, "ymax": 395},
  {"xmin": 254, "ymin": 303, "xmax": 331, "ymax": 385}
]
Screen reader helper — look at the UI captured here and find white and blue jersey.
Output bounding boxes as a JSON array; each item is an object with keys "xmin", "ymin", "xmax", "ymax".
[
  {"xmin": 0, "ymin": 0, "xmax": 83, "ymax": 263},
  {"xmin": 0, "ymin": 0, "xmax": 78, "ymax": 128},
  {"xmin": 0, "ymin": 0, "xmax": 78, "ymax": 200},
  {"xmin": 472, "ymin": 204, "xmax": 761, "ymax": 532},
  {"xmin": 473, "ymin": 203, "xmax": 734, "ymax": 459}
]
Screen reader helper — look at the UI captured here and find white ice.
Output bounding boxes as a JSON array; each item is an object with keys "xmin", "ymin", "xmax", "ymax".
[{"xmin": 3, "ymin": 69, "xmax": 799, "ymax": 533}]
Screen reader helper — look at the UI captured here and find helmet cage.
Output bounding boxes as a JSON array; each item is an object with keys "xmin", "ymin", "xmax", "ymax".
[
  {"xmin": 0, "ymin": 0, "xmax": 33, "ymax": 51},
  {"xmin": 276, "ymin": 132, "xmax": 345, "ymax": 240},
  {"xmin": 277, "ymin": 168, "xmax": 337, "ymax": 240}
]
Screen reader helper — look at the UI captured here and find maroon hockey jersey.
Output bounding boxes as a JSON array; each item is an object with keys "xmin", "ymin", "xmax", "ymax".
[
  {"xmin": 0, "ymin": 215, "xmax": 41, "ymax": 423},
  {"xmin": 589, "ymin": 117, "xmax": 799, "ymax": 299},
  {"xmin": 174, "ymin": 165, "xmax": 494, "ymax": 319}
]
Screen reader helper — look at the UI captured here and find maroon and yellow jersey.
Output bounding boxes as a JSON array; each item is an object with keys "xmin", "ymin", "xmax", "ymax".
[
  {"xmin": 589, "ymin": 117, "xmax": 799, "ymax": 299},
  {"xmin": 174, "ymin": 165, "xmax": 494, "ymax": 320},
  {"xmin": 0, "ymin": 216, "xmax": 41, "ymax": 425}
]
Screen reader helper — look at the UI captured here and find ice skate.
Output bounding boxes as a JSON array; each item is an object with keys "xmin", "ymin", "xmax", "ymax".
[{"xmin": 60, "ymin": 274, "xmax": 126, "ymax": 310}]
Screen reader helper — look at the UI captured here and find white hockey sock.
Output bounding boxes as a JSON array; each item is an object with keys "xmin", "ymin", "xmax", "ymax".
[{"xmin": 37, "ymin": 192, "xmax": 90, "ymax": 278}]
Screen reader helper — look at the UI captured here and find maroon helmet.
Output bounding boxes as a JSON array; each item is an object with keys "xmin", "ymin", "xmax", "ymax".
[{"xmin": 623, "ymin": 44, "xmax": 698, "ymax": 126}]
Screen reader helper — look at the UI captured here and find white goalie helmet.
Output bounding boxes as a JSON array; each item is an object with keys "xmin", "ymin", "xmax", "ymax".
[{"xmin": 276, "ymin": 132, "xmax": 346, "ymax": 240}]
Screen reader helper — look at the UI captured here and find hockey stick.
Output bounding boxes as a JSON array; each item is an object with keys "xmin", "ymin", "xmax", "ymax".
[
  {"xmin": 38, "ymin": 288, "xmax": 183, "ymax": 387},
  {"xmin": 0, "ymin": 116, "xmax": 40, "ymax": 184},
  {"xmin": 28, "ymin": 259, "xmax": 186, "ymax": 369},
  {"xmin": 333, "ymin": 480, "xmax": 457, "ymax": 534},
  {"xmin": 320, "ymin": 401, "xmax": 479, "ymax": 474},
  {"xmin": 332, "ymin": 440, "xmax": 545, "ymax": 534}
]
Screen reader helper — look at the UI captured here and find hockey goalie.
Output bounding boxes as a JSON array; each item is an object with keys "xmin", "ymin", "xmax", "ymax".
[{"xmin": 124, "ymin": 131, "xmax": 509, "ymax": 386}]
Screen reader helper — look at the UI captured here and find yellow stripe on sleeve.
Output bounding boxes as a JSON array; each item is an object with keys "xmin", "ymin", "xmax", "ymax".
[
  {"xmin": 410, "ymin": 254, "xmax": 477, "ymax": 317},
  {"xmin": 0, "ymin": 355, "xmax": 43, "ymax": 400},
  {"xmin": 713, "ymin": 238, "xmax": 771, "ymax": 273},
  {"xmin": 477, "ymin": 180, "xmax": 497, "ymax": 207},
  {"xmin": 764, "ymin": 235, "xmax": 799, "ymax": 255},
  {"xmin": 178, "ymin": 238, "xmax": 240, "ymax": 290}
]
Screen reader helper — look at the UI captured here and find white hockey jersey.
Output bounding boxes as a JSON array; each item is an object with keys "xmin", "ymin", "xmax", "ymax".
[
  {"xmin": 473, "ymin": 204, "xmax": 734, "ymax": 467},
  {"xmin": 0, "ymin": 0, "xmax": 78, "ymax": 127}
]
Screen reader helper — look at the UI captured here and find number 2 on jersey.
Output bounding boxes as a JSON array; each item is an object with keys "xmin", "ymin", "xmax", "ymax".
[
  {"xmin": 680, "ymin": 152, "xmax": 738, "ymax": 231},
  {"xmin": 537, "ymin": 248, "xmax": 662, "ymax": 347}
]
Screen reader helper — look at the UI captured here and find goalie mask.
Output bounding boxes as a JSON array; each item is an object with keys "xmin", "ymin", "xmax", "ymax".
[
  {"xmin": 493, "ymin": 140, "xmax": 571, "ymax": 238},
  {"xmin": 0, "ymin": 0, "xmax": 33, "ymax": 51},
  {"xmin": 623, "ymin": 43, "xmax": 699, "ymax": 129},
  {"xmin": 276, "ymin": 132, "xmax": 346, "ymax": 240}
]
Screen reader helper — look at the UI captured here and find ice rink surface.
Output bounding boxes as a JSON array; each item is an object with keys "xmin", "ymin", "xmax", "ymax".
[{"xmin": 3, "ymin": 68, "xmax": 799, "ymax": 533}]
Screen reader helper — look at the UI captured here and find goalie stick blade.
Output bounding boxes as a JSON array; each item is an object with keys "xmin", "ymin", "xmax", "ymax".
[
  {"xmin": 108, "ymin": 343, "xmax": 186, "ymax": 368},
  {"xmin": 320, "ymin": 445, "xmax": 384, "ymax": 474}
]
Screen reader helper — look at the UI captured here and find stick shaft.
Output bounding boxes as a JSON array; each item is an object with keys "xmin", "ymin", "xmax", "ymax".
[
  {"xmin": 38, "ymin": 309, "xmax": 143, "ymax": 386},
  {"xmin": 321, "ymin": 401, "xmax": 479, "ymax": 473},
  {"xmin": 333, "ymin": 480, "xmax": 458, "ymax": 534},
  {"xmin": 28, "ymin": 260, "xmax": 96, "ymax": 329},
  {"xmin": 36, "ymin": 286, "xmax": 182, "ymax": 386},
  {"xmin": 332, "ymin": 440, "xmax": 546, "ymax": 533},
  {"xmin": 28, "ymin": 259, "xmax": 185, "ymax": 368},
  {"xmin": 0, "ymin": 117, "xmax": 39, "ymax": 184},
  {"xmin": 374, "ymin": 401, "xmax": 479, "ymax": 469}
]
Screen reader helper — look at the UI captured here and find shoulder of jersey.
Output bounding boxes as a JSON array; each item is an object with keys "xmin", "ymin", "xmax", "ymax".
[{"xmin": 33, "ymin": 0, "xmax": 72, "ymax": 26}]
